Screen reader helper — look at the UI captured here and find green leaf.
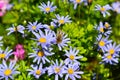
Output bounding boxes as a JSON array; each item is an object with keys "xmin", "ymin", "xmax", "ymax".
[
  {"xmin": 2, "ymin": 12, "xmax": 18, "ymax": 23},
  {"xmin": 81, "ymin": 57, "xmax": 87, "ymax": 61}
]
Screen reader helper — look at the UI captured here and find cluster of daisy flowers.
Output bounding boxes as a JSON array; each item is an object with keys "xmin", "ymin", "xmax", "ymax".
[
  {"xmin": 95, "ymin": 21, "xmax": 120, "ymax": 65},
  {"xmin": 0, "ymin": 37, "xmax": 20, "ymax": 80},
  {"xmin": 3, "ymin": 1, "xmax": 84, "ymax": 80},
  {"xmin": 95, "ymin": 1, "xmax": 120, "ymax": 17},
  {"xmin": 1, "ymin": 0, "xmax": 120, "ymax": 79},
  {"xmin": 94, "ymin": 1, "xmax": 120, "ymax": 65},
  {"xmin": 28, "ymin": 47, "xmax": 83, "ymax": 80}
]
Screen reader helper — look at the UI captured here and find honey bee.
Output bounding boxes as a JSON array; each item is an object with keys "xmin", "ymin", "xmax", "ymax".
[{"xmin": 56, "ymin": 30, "xmax": 64, "ymax": 44}]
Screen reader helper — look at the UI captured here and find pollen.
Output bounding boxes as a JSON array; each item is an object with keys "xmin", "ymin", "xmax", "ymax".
[
  {"xmin": 54, "ymin": 67, "xmax": 60, "ymax": 73},
  {"xmin": 99, "ymin": 40, "xmax": 105, "ymax": 47},
  {"xmin": 45, "ymin": 7, "xmax": 50, "ymax": 12},
  {"xmin": 76, "ymin": 0, "xmax": 81, "ymax": 3},
  {"xmin": 0, "ymin": 54, "xmax": 6, "ymax": 59},
  {"xmin": 32, "ymin": 26, "xmax": 36, "ymax": 30},
  {"xmin": 59, "ymin": 20, "xmax": 65, "ymax": 24},
  {"xmin": 38, "ymin": 51, "xmax": 44, "ymax": 57},
  {"xmin": 68, "ymin": 68, "xmax": 74, "ymax": 74},
  {"xmin": 14, "ymin": 27, "xmax": 19, "ymax": 31},
  {"xmin": 109, "ymin": 49, "xmax": 115, "ymax": 54},
  {"xmin": 69, "ymin": 55, "xmax": 75, "ymax": 60},
  {"xmin": 36, "ymin": 70, "xmax": 41, "ymax": 75},
  {"xmin": 104, "ymin": 23, "xmax": 109, "ymax": 28},
  {"xmin": 4, "ymin": 69, "xmax": 12, "ymax": 76},
  {"xmin": 100, "ymin": 7, "xmax": 105, "ymax": 12},
  {"xmin": 107, "ymin": 55, "xmax": 112, "ymax": 59},
  {"xmin": 14, "ymin": 27, "xmax": 17, "ymax": 31},
  {"xmin": 39, "ymin": 37, "xmax": 46, "ymax": 43},
  {"xmin": 100, "ymin": 27, "xmax": 104, "ymax": 32}
]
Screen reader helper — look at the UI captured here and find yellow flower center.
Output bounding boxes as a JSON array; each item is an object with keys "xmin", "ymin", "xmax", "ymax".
[
  {"xmin": 59, "ymin": 20, "xmax": 65, "ymax": 24},
  {"xmin": 76, "ymin": 0, "xmax": 81, "ymax": 3},
  {"xmin": 4, "ymin": 69, "xmax": 12, "ymax": 76},
  {"xmin": 68, "ymin": 68, "xmax": 74, "ymax": 74},
  {"xmin": 14, "ymin": 27, "xmax": 19, "ymax": 31},
  {"xmin": 54, "ymin": 67, "xmax": 60, "ymax": 73},
  {"xmin": 109, "ymin": 49, "xmax": 115, "ymax": 54},
  {"xmin": 69, "ymin": 55, "xmax": 75, "ymax": 60},
  {"xmin": 100, "ymin": 7, "xmax": 105, "ymax": 11},
  {"xmin": 104, "ymin": 23, "xmax": 109, "ymax": 28},
  {"xmin": 32, "ymin": 26, "xmax": 36, "ymax": 30},
  {"xmin": 100, "ymin": 27, "xmax": 104, "ymax": 32},
  {"xmin": 14, "ymin": 27, "xmax": 17, "ymax": 31},
  {"xmin": 36, "ymin": 70, "xmax": 41, "ymax": 75},
  {"xmin": 99, "ymin": 40, "xmax": 105, "ymax": 47},
  {"xmin": 45, "ymin": 7, "xmax": 50, "ymax": 12},
  {"xmin": 0, "ymin": 54, "xmax": 6, "ymax": 59},
  {"xmin": 38, "ymin": 51, "xmax": 44, "ymax": 57},
  {"xmin": 39, "ymin": 38, "xmax": 46, "ymax": 43},
  {"xmin": 107, "ymin": 55, "xmax": 112, "ymax": 59}
]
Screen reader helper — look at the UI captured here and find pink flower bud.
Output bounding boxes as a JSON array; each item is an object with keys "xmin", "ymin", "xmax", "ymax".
[{"xmin": 13, "ymin": 44, "xmax": 25, "ymax": 60}]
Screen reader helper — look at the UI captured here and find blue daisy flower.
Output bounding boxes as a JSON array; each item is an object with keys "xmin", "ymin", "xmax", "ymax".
[
  {"xmin": 95, "ymin": 4, "xmax": 112, "ymax": 17},
  {"xmin": 64, "ymin": 63, "xmax": 84, "ymax": 80},
  {"xmin": 104, "ymin": 43, "xmax": 120, "ymax": 57},
  {"xmin": 96, "ymin": 34, "xmax": 112, "ymax": 52},
  {"xmin": 104, "ymin": 22, "xmax": 111, "ymax": 29},
  {"xmin": 56, "ymin": 31, "xmax": 70, "ymax": 50},
  {"xmin": 70, "ymin": 0, "xmax": 84, "ymax": 9},
  {"xmin": 96, "ymin": 22, "xmax": 104, "ymax": 33},
  {"xmin": 52, "ymin": 14, "xmax": 72, "ymax": 26},
  {"xmin": 64, "ymin": 47, "xmax": 83, "ymax": 65},
  {"xmin": 102, "ymin": 53, "xmax": 118, "ymax": 65},
  {"xmin": 27, "ymin": 21, "xmax": 43, "ymax": 32},
  {"xmin": 0, "ymin": 36, "xmax": 3, "ymax": 46},
  {"xmin": 27, "ymin": 63, "xmax": 45, "ymax": 79},
  {"xmin": 6, "ymin": 24, "xmax": 25, "ymax": 35},
  {"xmin": 38, "ymin": 1, "xmax": 56, "ymax": 13},
  {"xmin": 0, "ymin": 47, "xmax": 13, "ymax": 60},
  {"xmin": 29, "ymin": 48, "xmax": 54, "ymax": 64},
  {"xmin": 47, "ymin": 60, "xmax": 65, "ymax": 80},
  {"xmin": 97, "ymin": 22, "xmax": 112, "ymax": 36},
  {"xmin": 32, "ymin": 29, "xmax": 56, "ymax": 49},
  {"xmin": 0, "ymin": 60, "xmax": 20, "ymax": 80},
  {"xmin": 111, "ymin": 2, "xmax": 120, "ymax": 14}
]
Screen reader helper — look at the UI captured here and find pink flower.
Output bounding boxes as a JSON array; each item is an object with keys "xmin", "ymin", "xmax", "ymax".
[
  {"xmin": 13, "ymin": 44, "xmax": 25, "ymax": 60},
  {"xmin": 0, "ymin": 0, "xmax": 8, "ymax": 9},
  {"xmin": 0, "ymin": 1, "xmax": 5, "ymax": 9},
  {"xmin": 0, "ymin": 0, "xmax": 12, "ymax": 17},
  {"xmin": 15, "ymin": 44, "xmax": 24, "ymax": 49},
  {"xmin": 0, "ymin": 11, "xmax": 4, "ymax": 16}
]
